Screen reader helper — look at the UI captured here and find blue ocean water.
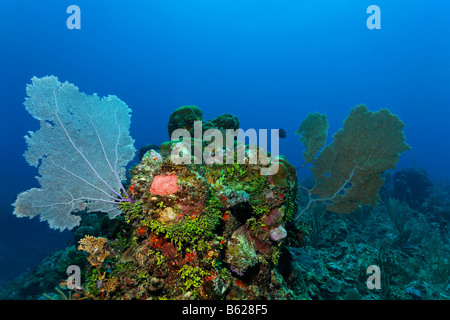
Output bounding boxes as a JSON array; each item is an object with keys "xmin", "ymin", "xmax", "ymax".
[{"xmin": 0, "ymin": 0, "xmax": 449, "ymax": 291}]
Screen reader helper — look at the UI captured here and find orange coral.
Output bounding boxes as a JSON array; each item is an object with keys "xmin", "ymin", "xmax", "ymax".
[
  {"xmin": 136, "ymin": 226, "xmax": 146, "ymax": 237},
  {"xmin": 99, "ymin": 278, "xmax": 118, "ymax": 299},
  {"xmin": 77, "ymin": 235, "xmax": 109, "ymax": 268}
]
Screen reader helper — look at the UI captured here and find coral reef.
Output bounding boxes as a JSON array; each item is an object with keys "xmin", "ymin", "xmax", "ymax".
[
  {"xmin": 66, "ymin": 106, "xmax": 300, "ymax": 300},
  {"xmin": 7, "ymin": 102, "xmax": 444, "ymax": 301},
  {"xmin": 4, "ymin": 186, "xmax": 449, "ymax": 300},
  {"xmin": 138, "ymin": 144, "xmax": 160, "ymax": 161},
  {"xmin": 287, "ymin": 195, "xmax": 450, "ymax": 300}
]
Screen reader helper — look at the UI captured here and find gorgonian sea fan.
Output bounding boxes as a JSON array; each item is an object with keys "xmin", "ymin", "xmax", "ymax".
[
  {"xmin": 12, "ymin": 76, "xmax": 136, "ymax": 231},
  {"xmin": 293, "ymin": 104, "xmax": 411, "ymax": 222}
]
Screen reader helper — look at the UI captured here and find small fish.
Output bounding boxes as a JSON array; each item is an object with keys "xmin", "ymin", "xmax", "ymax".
[{"xmin": 277, "ymin": 128, "xmax": 287, "ymax": 139}]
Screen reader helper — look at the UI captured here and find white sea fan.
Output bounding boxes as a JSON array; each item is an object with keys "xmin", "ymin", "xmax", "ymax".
[{"xmin": 12, "ymin": 76, "xmax": 136, "ymax": 231}]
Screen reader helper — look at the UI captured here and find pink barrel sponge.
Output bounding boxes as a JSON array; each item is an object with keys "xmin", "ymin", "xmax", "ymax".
[{"xmin": 150, "ymin": 174, "xmax": 178, "ymax": 195}]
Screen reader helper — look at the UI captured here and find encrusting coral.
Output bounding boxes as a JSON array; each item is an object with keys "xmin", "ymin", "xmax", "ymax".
[
  {"xmin": 4, "ymin": 82, "xmax": 418, "ymax": 300},
  {"xmin": 167, "ymin": 105, "xmax": 203, "ymax": 137},
  {"xmin": 77, "ymin": 235, "xmax": 109, "ymax": 268}
]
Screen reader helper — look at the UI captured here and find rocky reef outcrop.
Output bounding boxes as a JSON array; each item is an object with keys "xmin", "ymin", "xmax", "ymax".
[{"xmin": 73, "ymin": 105, "xmax": 301, "ymax": 300}]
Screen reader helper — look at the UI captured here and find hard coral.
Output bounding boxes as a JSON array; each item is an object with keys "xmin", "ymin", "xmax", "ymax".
[
  {"xmin": 76, "ymin": 105, "xmax": 299, "ymax": 301},
  {"xmin": 77, "ymin": 236, "xmax": 109, "ymax": 268},
  {"xmin": 167, "ymin": 105, "xmax": 203, "ymax": 138}
]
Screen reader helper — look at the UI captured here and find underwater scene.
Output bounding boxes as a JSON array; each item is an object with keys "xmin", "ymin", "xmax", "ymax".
[{"xmin": 0, "ymin": 1, "xmax": 449, "ymax": 304}]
